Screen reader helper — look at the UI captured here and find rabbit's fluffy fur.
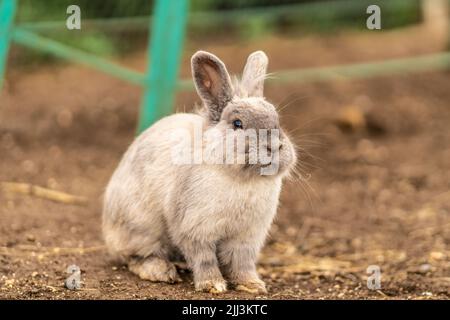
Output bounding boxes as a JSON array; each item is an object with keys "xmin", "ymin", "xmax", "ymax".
[{"xmin": 102, "ymin": 51, "xmax": 297, "ymax": 293}]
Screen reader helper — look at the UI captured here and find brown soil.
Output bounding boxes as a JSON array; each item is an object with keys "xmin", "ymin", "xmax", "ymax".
[{"xmin": 0, "ymin": 27, "xmax": 449, "ymax": 299}]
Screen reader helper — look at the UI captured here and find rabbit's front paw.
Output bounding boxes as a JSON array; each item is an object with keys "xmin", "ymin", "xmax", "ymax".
[
  {"xmin": 234, "ymin": 278, "xmax": 267, "ymax": 294},
  {"xmin": 129, "ymin": 257, "xmax": 182, "ymax": 284},
  {"xmin": 195, "ymin": 279, "xmax": 227, "ymax": 293}
]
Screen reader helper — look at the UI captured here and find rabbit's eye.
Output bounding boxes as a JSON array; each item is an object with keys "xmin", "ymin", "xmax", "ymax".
[{"xmin": 232, "ymin": 119, "xmax": 243, "ymax": 129}]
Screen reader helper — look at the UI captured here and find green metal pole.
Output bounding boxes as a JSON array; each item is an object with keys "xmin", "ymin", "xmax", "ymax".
[
  {"xmin": 11, "ymin": 28, "xmax": 146, "ymax": 86},
  {"xmin": 0, "ymin": 0, "xmax": 16, "ymax": 90},
  {"xmin": 137, "ymin": 0, "xmax": 189, "ymax": 133}
]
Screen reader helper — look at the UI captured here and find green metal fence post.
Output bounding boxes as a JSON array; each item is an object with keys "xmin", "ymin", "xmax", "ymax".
[
  {"xmin": 0, "ymin": 0, "xmax": 16, "ymax": 90},
  {"xmin": 137, "ymin": 0, "xmax": 189, "ymax": 133}
]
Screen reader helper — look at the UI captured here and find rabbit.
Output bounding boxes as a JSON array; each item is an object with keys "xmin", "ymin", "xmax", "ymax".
[{"xmin": 102, "ymin": 50, "xmax": 297, "ymax": 294}]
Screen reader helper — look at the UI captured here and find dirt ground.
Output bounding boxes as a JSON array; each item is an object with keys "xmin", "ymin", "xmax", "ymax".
[{"xmin": 0, "ymin": 26, "xmax": 449, "ymax": 299}]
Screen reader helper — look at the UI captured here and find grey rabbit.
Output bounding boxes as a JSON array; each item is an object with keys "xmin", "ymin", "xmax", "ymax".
[{"xmin": 102, "ymin": 50, "xmax": 297, "ymax": 293}]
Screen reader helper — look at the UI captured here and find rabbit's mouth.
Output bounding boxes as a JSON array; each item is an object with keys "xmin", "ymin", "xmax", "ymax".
[
  {"xmin": 241, "ymin": 161, "xmax": 284, "ymax": 178},
  {"xmin": 260, "ymin": 162, "xmax": 272, "ymax": 168},
  {"xmin": 240, "ymin": 154, "xmax": 273, "ymax": 168}
]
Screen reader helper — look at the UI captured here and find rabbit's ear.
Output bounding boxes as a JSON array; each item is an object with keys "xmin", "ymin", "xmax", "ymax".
[
  {"xmin": 191, "ymin": 51, "xmax": 233, "ymax": 122},
  {"xmin": 241, "ymin": 51, "xmax": 268, "ymax": 97}
]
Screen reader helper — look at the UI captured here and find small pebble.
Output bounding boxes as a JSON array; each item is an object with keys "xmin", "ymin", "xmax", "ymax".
[{"xmin": 418, "ymin": 264, "xmax": 432, "ymax": 274}]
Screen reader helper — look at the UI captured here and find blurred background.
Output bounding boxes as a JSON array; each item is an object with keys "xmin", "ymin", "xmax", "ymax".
[{"xmin": 0, "ymin": 0, "xmax": 449, "ymax": 299}]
